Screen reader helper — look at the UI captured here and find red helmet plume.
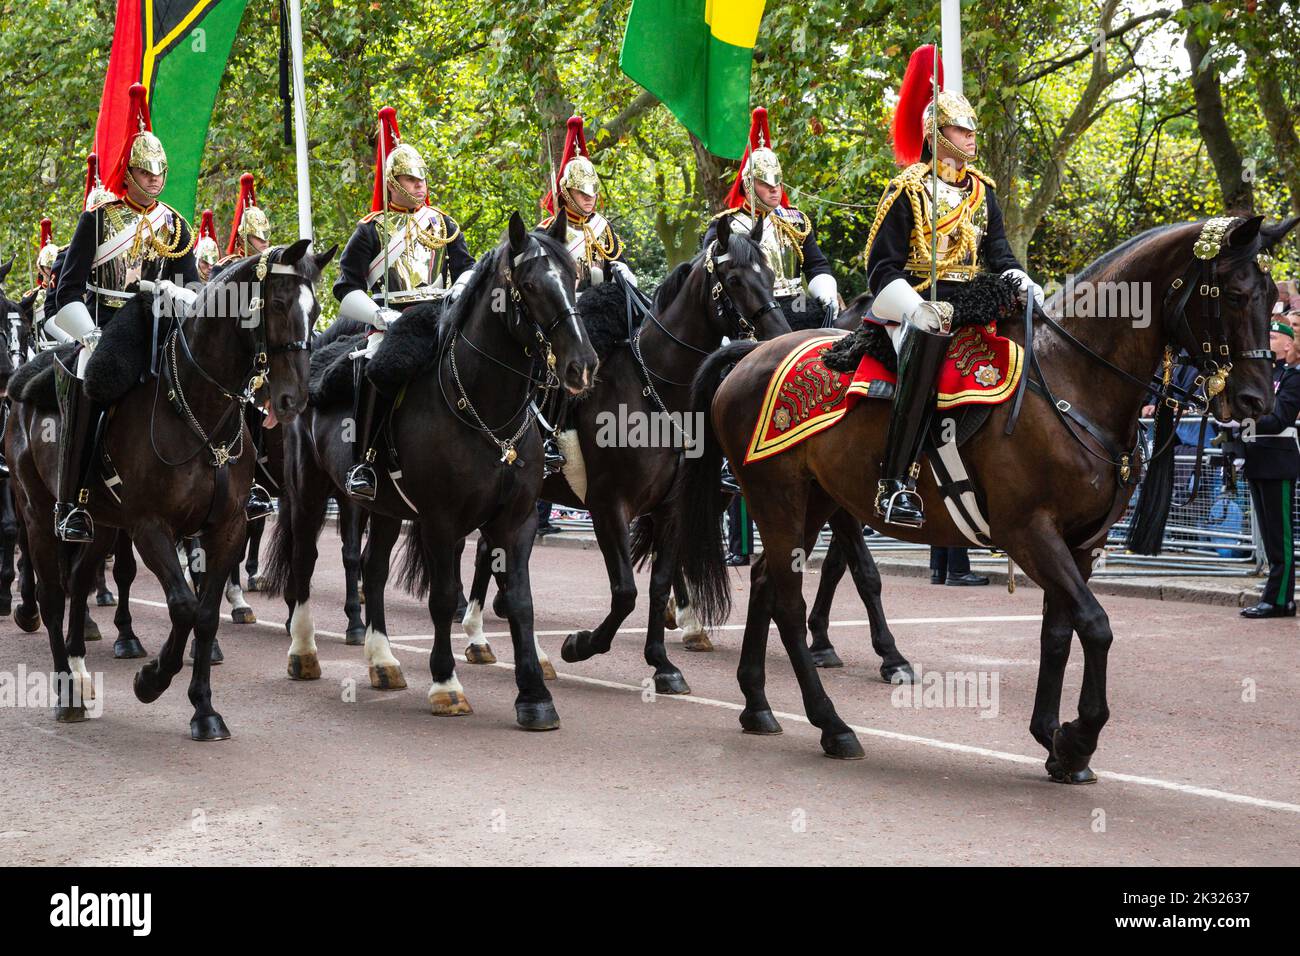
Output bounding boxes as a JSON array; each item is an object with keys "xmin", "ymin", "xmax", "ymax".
[{"xmin": 892, "ymin": 45, "xmax": 943, "ymax": 166}]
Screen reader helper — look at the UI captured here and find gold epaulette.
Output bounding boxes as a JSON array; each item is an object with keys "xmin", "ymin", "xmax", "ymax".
[
  {"xmin": 87, "ymin": 195, "xmax": 120, "ymax": 213},
  {"xmin": 537, "ymin": 215, "xmax": 556, "ymax": 229},
  {"xmin": 359, "ymin": 210, "xmax": 384, "ymax": 224},
  {"xmin": 967, "ymin": 166, "xmax": 996, "ymax": 189}
]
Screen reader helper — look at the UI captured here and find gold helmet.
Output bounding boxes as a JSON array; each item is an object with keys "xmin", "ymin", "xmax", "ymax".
[
  {"xmin": 123, "ymin": 84, "xmax": 166, "ymax": 197},
  {"xmin": 385, "ymin": 143, "xmax": 429, "ymax": 209},
  {"xmin": 934, "ymin": 90, "xmax": 978, "ymax": 133},
  {"xmin": 196, "ymin": 209, "xmax": 220, "ymax": 267},
  {"xmin": 744, "ymin": 146, "xmax": 782, "ymax": 190},
  {"xmin": 239, "ymin": 205, "xmax": 271, "ymax": 244},
  {"xmin": 560, "ymin": 155, "xmax": 600, "ymax": 198}
]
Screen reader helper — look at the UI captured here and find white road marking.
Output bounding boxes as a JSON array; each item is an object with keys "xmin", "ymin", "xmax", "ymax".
[{"xmin": 125, "ymin": 599, "xmax": 1297, "ymax": 814}]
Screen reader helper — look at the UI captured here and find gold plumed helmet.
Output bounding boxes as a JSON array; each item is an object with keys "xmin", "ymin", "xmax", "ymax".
[
  {"xmin": 37, "ymin": 218, "xmax": 58, "ymax": 269},
  {"xmin": 384, "ymin": 143, "xmax": 428, "ymax": 210},
  {"xmin": 195, "ymin": 235, "xmax": 220, "ymax": 266},
  {"xmin": 559, "ymin": 155, "xmax": 600, "ymax": 197},
  {"xmin": 239, "ymin": 205, "xmax": 271, "ymax": 244},
  {"xmin": 129, "ymin": 130, "xmax": 168, "ymax": 176},
  {"xmin": 933, "ymin": 90, "xmax": 978, "ymax": 134},
  {"xmin": 744, "ymin": 146, "xmax": 782, "ymax": 189}
]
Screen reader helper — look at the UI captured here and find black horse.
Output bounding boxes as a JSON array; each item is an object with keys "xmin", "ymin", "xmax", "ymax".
[
  {"xmin": 7, "ymin": 239, "xmax": 335, "ymax": 737},
  {"xmin": 460, "ymin": 215, "xmax": 807, "ymax": 693},
  {"xmin": 265, "ymin": 213, "xmax": 598, "ymax": 730}
]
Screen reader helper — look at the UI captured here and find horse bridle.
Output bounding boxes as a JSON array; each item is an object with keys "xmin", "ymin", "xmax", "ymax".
[
  {"xmin": 703, "ymin": 239, "xmax": 780, "ymax": 342},
  {"xmin": 1011, "ymin": 217, "xmax": 1275, "ymax": 484},
  {"xmin": 156, "ymin": 247, "xmax": 312, "ymax": 468},
  {"xmin": 442, "ymin": 238, "xmax": 576, "ymax": 465}
]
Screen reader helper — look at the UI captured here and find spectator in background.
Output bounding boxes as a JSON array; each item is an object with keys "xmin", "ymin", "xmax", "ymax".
[
  {"xmin": 1240, "ymin": 318, "xmax": 1300, "ymax": 619},
  {"xmin": 930, "ymin": 547, "xmax": 989, "ymax": 586}
]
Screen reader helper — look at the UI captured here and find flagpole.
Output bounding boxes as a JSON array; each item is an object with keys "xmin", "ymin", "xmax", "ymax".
[
  {"xmin": 941, "ymin": 0, "xmax": 963, "ymax": 95},
  {"xmin": 288, "ymin": 0, "xmax": 313, "ymax": 241}
]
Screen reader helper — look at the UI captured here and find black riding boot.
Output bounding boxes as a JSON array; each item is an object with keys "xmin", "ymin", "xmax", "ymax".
[
  {"xmin": 875, "ymin": 324, "xmax": 951, "ymax": 528},
  {"xmin": 345, "ymin": 360, "xmax": 384, "ymax": 501},
  {"xmin": 244, "ymin": 409, "xmax": 274, "ymax": 521},
  {"xmin": 54, "ymin": 361, "xmax": 100, "ymax": 543}
]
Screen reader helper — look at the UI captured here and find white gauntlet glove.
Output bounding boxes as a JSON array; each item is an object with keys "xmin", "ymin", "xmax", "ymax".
[
  {"xmin": 807, "ymin": 273, "xmax": 839, "ymax": 325},
  {"xmin": 445, "ymin": 270, "xmax": 474, "ymax": 305},
  {"xmin": 609, "ymin": 260, "xmax": 638, "ymax": 288},
  {"xmin": 906, "ymin": 300, "xmax": 953, "ymax": 333},
  {"xmin": 339, "ymin": 288, "xmax": 395, "ymax": 331},
  {"xmin": 1002, "ymin": 268, "xmax": 1045, "ymax": 309}
]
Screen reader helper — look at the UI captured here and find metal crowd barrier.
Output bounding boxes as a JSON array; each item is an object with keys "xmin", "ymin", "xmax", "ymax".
[{"xmin": 544, "ymin": 417, "xmax": 1295, "ymax": 579}]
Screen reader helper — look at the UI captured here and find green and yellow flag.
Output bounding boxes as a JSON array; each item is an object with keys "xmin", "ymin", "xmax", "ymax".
[
  {"xmin": 95, "ymin": 0, "xmax": 250, "ymax": 220},
  {"xmin": 620, "ymin": 0, "xmax": 767, "ymax": 160}
]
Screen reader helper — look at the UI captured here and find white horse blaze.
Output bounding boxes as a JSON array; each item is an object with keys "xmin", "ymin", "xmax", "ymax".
[
  {"xmin": 462, "ymin": 599, "xmax": 487, "ymax": 645},
  {"xmin": 287, "ymin": 601, "xmax": 317, "ymax": 657},
  {"xmin": 363, "ymin": 626, "xmax": 401, "ymax": 669}
]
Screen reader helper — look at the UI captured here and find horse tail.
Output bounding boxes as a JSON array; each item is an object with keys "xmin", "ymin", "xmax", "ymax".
[
  {"xmin": 396, "ymin": 520, "xmax": 432, "ymax": 599},
  {"xmin": 673, "ymin": 340, "xmax": 759, "ymax": 627},
  {"xmin": 1125, "ymin": 403, "xmax": 1177, "ymax": 554},
  {"xmin": 629, "ymin": 514, "xmax": 655, "ymax": 571},
  {"xmin": 262, "ymin": 512, "xmax": 294, "ymax": 598}
]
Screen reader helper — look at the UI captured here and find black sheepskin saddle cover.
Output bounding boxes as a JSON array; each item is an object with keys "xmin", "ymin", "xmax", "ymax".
[
  {"xmin": 8, "ymin": 345, "xmax": 74, "ymax": 411},
  {"xmin": 780, "ymin": 296, "xmax": 838, "ymax": 332},
  {"xmin": 577, "ymin": 280, "xmax": 640, "ymax": 362},
  {"xmin": 83, "ymin": 292, "xmax": 156, "ymax": 405},
  {"xmin": 823, "ymin": 272, "xmax": 1020, "ymax": 374},
  {"xmin": 308, "ymin": 331, "xmax": 363, "ymax": 409},
  {"xmin": 10, "ymin": 292, "xmax": 161, "ymax": 412}
]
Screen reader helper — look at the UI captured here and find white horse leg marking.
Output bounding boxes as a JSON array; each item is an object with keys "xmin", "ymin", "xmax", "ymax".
[
  {"xmin": 68, "ymin": 656, "xmax": 95, "ymax": 702},
  {"xmin": 364, "ymin": 624, "xmax": 406, "ymax": 689},
  {"xmin": 462, "ymin": 599, "xmax": 487, "ymax": 645},
  {"xmin": 287, "ymin": 601, "xmax": 317, "ymax": 658},
  {"xmin": 678, "ymin": 598, "xmax": 714, "ymax": 652},
  {"xmin": 427, "ymin": 670, "xmax": 471, "ymax": 714},
  {"xmin": 225, "ymin": 580, "xmax": 249, "ymax": 611}
]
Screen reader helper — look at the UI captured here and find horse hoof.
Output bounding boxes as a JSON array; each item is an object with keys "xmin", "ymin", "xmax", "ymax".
[
  {"xmin": 96, "ymin": 590, "xmax": 117, "ymax": 607},
  {"xmin": 540, "ymin": 658, "xmax": 557, "ymax": 681},
  {"xmin": 740, "ymin": 708, "xmax": 783, "ymax": 735},
  {"xmin": 465, "ymin": 643, "xmax": 497, "ymax": 665},
  {"xmin": 210, "ymin": 639, "xmax": 224, "ymax": 665},
  {"xmin": 682, "ymin": 632, "xmax": 714, "ymax": 652},
  {"xmin": 663, "ymin": 603, "xmax": 678, "ymax": 630},
  {"xmin": 368, "ymin": 663, "xmax": 407, "ymax": 690},
  {"xmin": 560, "ymin": 630, "xmax": 595, "ymax": 664},
  {"xmin": 1046, "ymin": 758, "xmax": 1098, "ymax": 785},
  {"xmin": 491, "ymin": 593, "xmax": 508, "ymax": 619},
  {"xmin": 429, "ymin": 690, "xmax": 472, "ymax": 716},
  {"xmin": 515, "ymin": 700, "xmax": 560, "ymax": 731},
  {"xmin": 114, "ymin": 636, "xmax": 147, "ymax": 659},
  {"xmin": 287, "ymin": 653, "xmax": 321, "ymax": 681},
  {"xmin": 344, "ymin": 627, "xmax": 366, "ymax": 647},
  {"xmin": 1048, "ymin": 726, "xmax": 1096, "ymax": 783},
  {"xmin": 13, "ymin": 605, "xmax": 40, "ymax": 633},
  {"xmin": 246, "ymin": 574, "xmax": 266, "ymax": 593},
  {"xmin": 83, "ymin": 617, "xmax": 102, "ymax": 642},
  {"xmin": 55, "ymin": 704, "xmax": 88, "ymax": 723},
  {"xmin": 133, "ymin": 663, "xmax": 168, "ymax": 703},
  {"xmin": 0, "ymin": 598, "xmax": 11, "ymax": 617},
  {"xmin": 881, "ymin": 662, "xmax": 916, "ymax": 684},
  {"xmin": 821, "ymin": 731, "xmax": 866, "ymax": 760},
  {"xmin": 654, "ymin": 671, "xmax": 691, "ymax": 695},
  {"xmin": 812, "ymin": 647, "xmax": 844, "ymax": 668},
  {"xmin": 190, "ymin": 713, "xmax": 231, "ymax": 741},
  {"xmin": 230, "ymin": 606, "xmax": 256, "ymax": 625}
]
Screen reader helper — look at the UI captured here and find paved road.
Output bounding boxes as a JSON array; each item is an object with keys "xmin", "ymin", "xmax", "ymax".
[{"xmin": 1, "ymin": 526, "xmax": 1295, "ymax": 865}]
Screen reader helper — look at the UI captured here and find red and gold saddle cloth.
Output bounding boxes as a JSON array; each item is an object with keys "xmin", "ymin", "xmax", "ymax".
[{"xmin": 744, "ymin": 326, "xmax": 1023, "ymax": 464}]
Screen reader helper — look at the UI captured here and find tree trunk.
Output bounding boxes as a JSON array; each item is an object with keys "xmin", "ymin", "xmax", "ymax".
[
  {"xmin": 1243, "ymin": 11, "xmax": 1300, "ymax": 215},
  {"xmin": 689, "ymin": 133, "xmax": 735, "ymax": 214},
  {"xmin": 1183, "ymin": 1, "xmax": 1254, "ymax": 213}
]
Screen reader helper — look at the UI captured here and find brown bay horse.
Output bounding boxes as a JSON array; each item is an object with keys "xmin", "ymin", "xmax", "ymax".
[{"xmin": 676, "ymin": 215, "xmax": 1297, "ymax": 778}]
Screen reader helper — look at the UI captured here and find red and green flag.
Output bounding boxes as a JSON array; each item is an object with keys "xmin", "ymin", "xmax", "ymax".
[
  {"xmin": 619, "ymin": 0, "xmax": 768, "ymax": 160},
  {"xmin": 95, "ymin": 0, "xmax": 250, "ymax": 220}
]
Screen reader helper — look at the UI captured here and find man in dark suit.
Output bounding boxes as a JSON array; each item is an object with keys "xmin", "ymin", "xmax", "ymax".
[{"xmin": 1241, "ymin": 318, "xmax": 1300, "ymax": 618}]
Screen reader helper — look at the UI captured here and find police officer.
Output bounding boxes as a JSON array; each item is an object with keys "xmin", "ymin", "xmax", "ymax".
[{"xmin": 1240, "ymin": 317, "xmax": 1300, "ymax": 618}]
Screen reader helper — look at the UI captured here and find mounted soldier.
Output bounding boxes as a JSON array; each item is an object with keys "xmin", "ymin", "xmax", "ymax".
[
  {"xmin": 51, "ymin": 83, "xmax": 200, "ymax": 542},
  {"xmin": 195, "ymin": 209, "xmax": 221, "ymax": 283},
  {"xmin": 703, "ymin": 107, "xmax": 839, "ymax": 330},
  {"xmin": 213, "ymin": 173, "xmax": 271, "ymax": 280},
  {"xmin": 539, "ymin": 114, "xmax": 634, "ymax": 292},
  {"xmin": 333, "ymin": 106, "xmax": 475, "ymax": 500},
  {"xmin": 536, "ymin": 113, "xmax": 635, "ymax": 473},
  {"xmin": 865, "ymin": 44, "xmax": 1044, "ymax": 528}
]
